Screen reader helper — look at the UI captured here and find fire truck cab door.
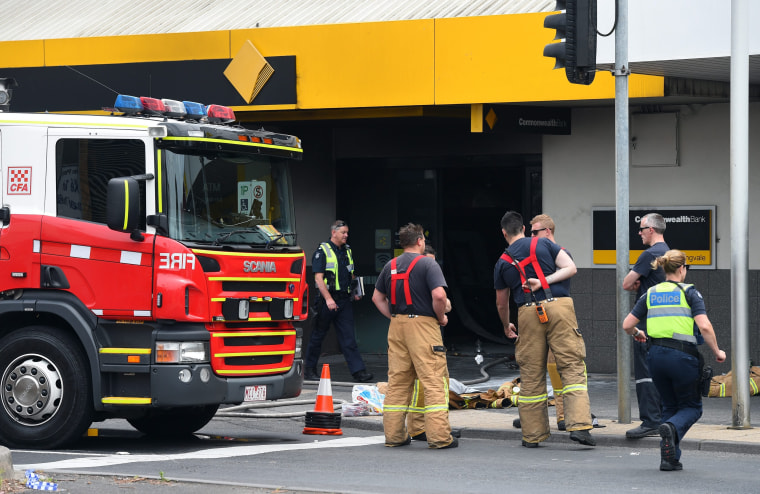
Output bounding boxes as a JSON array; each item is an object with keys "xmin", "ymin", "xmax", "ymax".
[{"xmin": 41, "ymin": 134, "xmax": 154, "ymax": 317}]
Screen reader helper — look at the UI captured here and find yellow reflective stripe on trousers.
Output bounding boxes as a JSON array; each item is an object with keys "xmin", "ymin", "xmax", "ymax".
[
  {"xmin": 421, "ymin": 376, "xmax": 449, "ymax": 413},
  {"xmin": 411, "ymin": 380, "xmax": 422, "ymax": 407},
  {"xmin": 561, "ymin": 383, "xmax": 588, "ymax": 394},
  {"xmin": 383, "ymin": 404, "xmax": 410, "ymax": 413},
  {"xmin": 518, "ymin": 392, "xmax": 547, "ymax": 404},
  {"xmin": 750, "ymin": 378, "xmax": 759, "ymax": 395}
]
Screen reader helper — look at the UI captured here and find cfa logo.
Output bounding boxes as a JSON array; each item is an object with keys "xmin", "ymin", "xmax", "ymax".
[
  {"xmin": 159, "ymin": 253, "xmax": 196, "ymax": 270},
  {"xmin": 243, "ymin": 260, "xmax": 276, "ymax": 273},
  {"xmin": 8, "ymin": 167, "xmax": 32, "ymax": 195}
]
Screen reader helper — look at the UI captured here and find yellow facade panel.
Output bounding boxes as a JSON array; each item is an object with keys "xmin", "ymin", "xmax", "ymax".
[
  {"xmin": 435, "ymin": 14, "xmax": 663, "ymax": 104},
  {"xmin": 44, "ymin": 31, "xmax": 231, "ymax": 66},
  {"xmin": 0, "ymin": 16, "xmax": 663, "ymax": 109},
  {"xmin": 594, "ymin": 250, "xmax": 711, "ymax": 266},
  {"xmin": 0, "ymin": 40, "xmax": 45, "ymax": 68},
  {"xmin": 231, "ymin": 21, "xmax": 435, "ymax": 109}
]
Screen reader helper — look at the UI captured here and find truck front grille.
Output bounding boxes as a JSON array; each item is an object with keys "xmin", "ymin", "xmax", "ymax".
[{"xmin": 209, "ymin": 325, "xmax": 295, "ymax": 376}]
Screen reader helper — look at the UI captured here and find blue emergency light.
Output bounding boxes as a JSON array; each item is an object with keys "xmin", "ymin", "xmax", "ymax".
[
  {"xmin": 183, "ymin": 101, "xmax": 206, "ymax": 120},
  {"xmin": 114, "ymin": 95, "xmax": 143, "ymax": 114}
]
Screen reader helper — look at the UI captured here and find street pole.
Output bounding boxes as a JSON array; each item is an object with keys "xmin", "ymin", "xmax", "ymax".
[
  {"xmin": 614, "ymin": 0, "xmax": 631, "ymax": 424},
  {"xmin": 729, "ymin": 0, "xmax": 751, "ymax": 429}
]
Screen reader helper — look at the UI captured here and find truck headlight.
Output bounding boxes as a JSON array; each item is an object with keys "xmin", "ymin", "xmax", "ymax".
[{"xmin": 156, "ymin": 342, "xmax": 208, "ymax": 363}]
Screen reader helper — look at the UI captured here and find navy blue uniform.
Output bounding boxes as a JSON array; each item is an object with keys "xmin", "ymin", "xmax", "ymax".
[
  {"xmin": 632, "ymin": 241, "xmax": 669, "ymax": 429},
  {"xmin": 632, "ymin": 283, "xmax": 707, "ymax": 462},
  {"xmin": 305, "ymin": 241, "xmax": 366, "ymax": 374}
]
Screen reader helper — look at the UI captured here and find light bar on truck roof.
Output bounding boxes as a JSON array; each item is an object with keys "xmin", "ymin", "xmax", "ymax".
[{"xmin": 111, "ymin": 94, "xmax": 235, "ymax": 124}]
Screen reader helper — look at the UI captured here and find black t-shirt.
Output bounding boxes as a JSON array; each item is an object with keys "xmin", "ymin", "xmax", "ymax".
[
  {"xmin": 375, "ymin": 252, "xmax": 448, "ymax": 317},
  {"xmin": 493, "ymin": 236, "xmax": 569, "ymax": 305},
  {"xmin": 632, "ymin": 241, "xmax": 669, "ymax": 298}
]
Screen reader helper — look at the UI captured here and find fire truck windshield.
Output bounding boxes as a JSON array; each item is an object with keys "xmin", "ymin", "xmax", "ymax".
[{"xmin": 162, "ymin": 145, "xmax": 296, "ymax": 246}]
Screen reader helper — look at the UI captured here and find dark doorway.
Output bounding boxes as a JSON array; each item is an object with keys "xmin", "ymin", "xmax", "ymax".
[{"xmin": 336, "ymin": 155, "xmax": 541, "ymax": 351}]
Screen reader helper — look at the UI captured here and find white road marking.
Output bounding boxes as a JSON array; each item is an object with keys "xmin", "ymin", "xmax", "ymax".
[{"xmin": 16, "ymin": 435, "xmax": 386, "ymax": 470}]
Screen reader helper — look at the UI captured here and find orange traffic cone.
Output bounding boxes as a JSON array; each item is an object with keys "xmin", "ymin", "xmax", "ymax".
[{"xmin": 303, "ymin": 364, "xmax": 343, "ymax": 435}]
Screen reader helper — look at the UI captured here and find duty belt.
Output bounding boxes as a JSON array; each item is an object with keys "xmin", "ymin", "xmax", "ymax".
[
  {"xmin": 650, "ymin": 337, "xmax": 700, "ymax": 358},
  {"xmin": 391, "ymin": 314, "xmax": 419, "ymax": 318}
]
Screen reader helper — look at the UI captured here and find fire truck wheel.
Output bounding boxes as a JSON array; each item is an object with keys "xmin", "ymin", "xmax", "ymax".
[
  {"xmin": 0, "ymin": 326, "xmax": 93, "ymax": 449},
  {"xmin": 127, "ymin": 404, "xmax": 220, "ymax": 436}
]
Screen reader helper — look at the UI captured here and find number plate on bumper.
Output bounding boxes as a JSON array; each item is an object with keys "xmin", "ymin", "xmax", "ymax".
[{"xmin": 244, "ymin": 385, "xmax": 267, "ymax": 402}]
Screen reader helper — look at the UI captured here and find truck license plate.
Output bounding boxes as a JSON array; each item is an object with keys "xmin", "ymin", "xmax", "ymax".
[{"xmin": 244, "ymin": 385, "xmax": 267, "ymax": 402}]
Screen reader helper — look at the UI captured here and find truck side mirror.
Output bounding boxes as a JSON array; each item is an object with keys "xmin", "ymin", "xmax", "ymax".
[{"xmin": 107, "ymin": 177, "xmax": 142, "ymax": 239}]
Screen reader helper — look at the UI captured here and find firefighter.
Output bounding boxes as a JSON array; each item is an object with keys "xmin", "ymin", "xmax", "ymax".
[
  {"xmin": 494, "ymin": 211, "xmax": 594, "ymax": 448},
  {"xmin": 372, "ymin": 223, "xmax": 457, "ymax": 449},
  {"xmin": 407, "ymin": 244, "xmax": 456, "ymax": 442},
  {"xmin": 304, "ymin": 220, "xmax": 373, "ymax": 383},
  {"xmin": 530, "ymin": 215, "xmax": 566, "ymax": 430},
  {"xmin": 623, "ymin": 249, "xmax": 725, "ymax": 471}
]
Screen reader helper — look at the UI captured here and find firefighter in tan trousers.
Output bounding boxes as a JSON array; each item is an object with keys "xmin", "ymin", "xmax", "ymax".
[
  {"xmin": 406, "ymin": 245, "xmax": 454, "ymax": 441},
  {"xmin": 372, "ymin": 223, "xmax": 458, "ymax": 449},
  {"xmin": 494, "ymin": 211, "xmax": 594, "ymax": 448},
  {"xmin": 531, "ymin": 214, "xmax": 565, "ymax": 428}
]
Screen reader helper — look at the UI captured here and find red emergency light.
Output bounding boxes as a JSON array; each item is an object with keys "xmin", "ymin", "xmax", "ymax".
[
  {"xmin": 206, "ymin": 104, "xmax": 235, "ymax": 124},
  {"xmin": 140, "ymin": 97, "xmax": 166, "ymax": 116}
]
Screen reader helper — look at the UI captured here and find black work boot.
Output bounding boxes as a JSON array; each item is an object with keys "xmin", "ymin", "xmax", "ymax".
[
  {"xmin": 304, "ymin": 367, "xmax": 320, "ymax": 381},
  {"xmin": 569, "ymin": 429, "xmax": 596, "ymax": 446}
]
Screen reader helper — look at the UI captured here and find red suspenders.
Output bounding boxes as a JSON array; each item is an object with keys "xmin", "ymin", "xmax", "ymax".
[
  {"xmin": 390, "ymin": 255, "xmax": 424, "ymax": 313},
  {"xmin": 500, "ymin": 236, "xmax": 554, "ymax": 300}
]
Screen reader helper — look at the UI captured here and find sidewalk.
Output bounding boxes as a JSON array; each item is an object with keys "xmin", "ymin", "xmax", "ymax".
[{"xmin": 316, "ymin": 351, "xmax": 760, "ymax": 455}]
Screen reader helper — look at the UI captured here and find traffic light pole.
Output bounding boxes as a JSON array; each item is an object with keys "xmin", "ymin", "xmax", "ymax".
[
  {"xmin": 614, "ymin": 0, "xmax": 632, "ymax": 425},
  {"xmin": 730, "ymin": 0, "xmax": 751, "ymax": 430}
]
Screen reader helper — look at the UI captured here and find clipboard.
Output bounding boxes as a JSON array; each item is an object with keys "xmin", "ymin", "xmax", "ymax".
[{"xmin": 350, "ymin": 277, "xmax": 365, "ymax": 298}]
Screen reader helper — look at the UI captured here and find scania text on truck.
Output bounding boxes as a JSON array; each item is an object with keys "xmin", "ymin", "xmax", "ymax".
[{"xmin": 0, "ymin": 91, "xmax": 307, "ymax": 449}]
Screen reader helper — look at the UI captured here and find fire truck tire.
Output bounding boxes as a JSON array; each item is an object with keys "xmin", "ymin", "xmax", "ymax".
[
  {"xmin": 127, "ymin": 404, "xmax": 220, "ymax": 436},
  {"xmin": 0, "ymin": 326, "xmax": 93, "ymax": 449}
]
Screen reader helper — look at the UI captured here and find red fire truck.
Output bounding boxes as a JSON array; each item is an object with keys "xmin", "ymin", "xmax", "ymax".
[{"xmin": 0, "ymin": 92, "xmax": 307, "ymax": 448}]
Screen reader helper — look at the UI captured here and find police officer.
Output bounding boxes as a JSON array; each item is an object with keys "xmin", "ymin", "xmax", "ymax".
[
  {"xmin": 494, "ymin": 211, "xmax": 594, "ymax": 448},
  {"xmin": 372, "ymin": 223, "xmax": 457, "ymax": 449},
  {"xmin": 304, "ymin": 220, "xmax": 373, "ymax": 383},
  {"xmin": 623, "ymin": 249, "xmax": 725, "ymax": 471},
  {"xmin": 623, "ymin": 213, "xmax": 669, "ymax": 438}
]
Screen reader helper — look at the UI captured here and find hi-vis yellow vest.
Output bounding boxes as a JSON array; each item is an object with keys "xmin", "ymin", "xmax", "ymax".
[
  {"xmin": 645, "ymin": 281, "xmax": 696, "ymax": 341},
  {"xmin": 319, "ymin": 242, "xmax": 354, "ymax": 292}
]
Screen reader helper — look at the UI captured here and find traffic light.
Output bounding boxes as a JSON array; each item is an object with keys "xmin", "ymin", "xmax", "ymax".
[{"xmin": 543, "ymin": 0, "xmax": 597, "ymax": 85}]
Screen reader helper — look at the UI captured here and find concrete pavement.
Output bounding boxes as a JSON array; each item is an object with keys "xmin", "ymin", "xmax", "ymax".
[{"xmin": 316, "ymin": 351, "xmax": 760, "ymax": 455}]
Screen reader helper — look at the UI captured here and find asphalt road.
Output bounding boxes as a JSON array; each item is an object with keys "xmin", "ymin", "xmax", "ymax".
[
  {"xmin": 9, "ymin": 353, "xmax": 759, "ymax": 493},
  {"xmin": 10, "ymin": 418, "xmax": 759, "ymax": 494}
]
